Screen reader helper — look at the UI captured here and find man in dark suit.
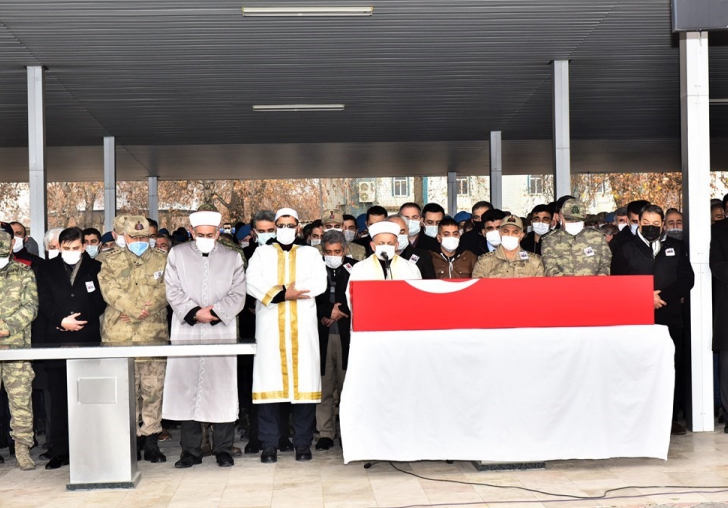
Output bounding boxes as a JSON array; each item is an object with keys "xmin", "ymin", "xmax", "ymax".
[
  {"xmin": 314, "ymin": 230, "xmax": 357, "ymax": 450},
  {"xmin": 710, "ymin": 215, "xmax": 728, "ymax": 433},
  {"xmin": 387, "ymin": 215, "xmax": 437, "ymax": 279},
  {"xmin": 37, "ymin": 227, "xmax": 106, "ymax": 469}
]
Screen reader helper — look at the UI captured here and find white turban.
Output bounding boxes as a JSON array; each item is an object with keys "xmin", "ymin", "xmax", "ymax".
[
  {"xmin": 368, "ymin": 221, "xmax": 400, "ymax": 239},
  {"xmin": 275, "ymin": 208, "xmax": 299, "ymax": 221},
  {"xmin": 190, "ymin": 211, "xmax": 222, "ymax": 228}
]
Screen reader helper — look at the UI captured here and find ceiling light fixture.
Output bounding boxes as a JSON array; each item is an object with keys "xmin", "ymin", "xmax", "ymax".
[
  {"xmin": 253, "ymin": 104, "xmax": 345, "ymax": 112},
  {"xmin": 242, "ymin": 6, "xmax": 373, "ymax": 17}
]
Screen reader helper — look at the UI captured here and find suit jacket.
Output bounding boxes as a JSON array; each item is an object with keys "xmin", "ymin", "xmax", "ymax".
[
  {"xmin": 613, "ymin": 234, "xmax": 693, "ymax": 328},
  {"xmin": 37, "ymin": 253, "xmax": 106, "ymax": 345},
  {"xmin": 412, "ymin": 231, "xmax": 440, "ymax": 253},
  {"xmin": 711, "ymin": 220, "xmax": 728, "ymax": 350},
  {"xmin": 458, "ymin": 228, "xmax": 489, "ymax": 257},
  {"xmin": 400, "ymin": 244, "xmax": 437, "ymax": 279},
  {"xmin": 316, "ymin": 256, "xmax": 357, "ymax": 375}
]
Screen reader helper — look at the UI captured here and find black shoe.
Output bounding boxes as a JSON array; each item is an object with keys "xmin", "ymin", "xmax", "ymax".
[
  {"xmin": 244, "ymin": 440, "xmax": 261, "ymax": 454},
  {"xmin": 315, "ymin": 437, "xmax": 334, "ymax": 450},
  {"xmin": 261, "ymin": 446, "xmax": 277, "ymax": 463},
  {"xmin": 45, "ymin": 455, "xmax": 69, "ymax": 470},
  {"xmin": 39, "ymin": 451, "xmax": 52, "ymax": 460},
  {"xmin": 278, "ymin": 437, "xmax": 294, "ymax": 452},
  {"xmin": 216, "ymin": 451, "xmax": 234, "ymax": 467},
  {"xmin": 724, "ymin": 421, "xmax": 728, "ymax": 434},
  {"xmin": 143, "ymin": 434, "xmax": 167, "ymax": 463},
  {"xmin": 174, "ymin": 452, "xmax": 202, "ymax": 469},
  {"xmin": 8, "ymin": 441, "xmax": 14, "ymax": 456},
  {"xmin": 136, "ymin": 436, "xmax": 145, "ymax": 461},
  {"xmin": 0, "ymin": 454, "xmax": 4, "ymax": 464},
  {"xmin": 671, "ymin": 422, "xmax": 687, "ymax": 435},
  {"xmin": 295, "ymin": 445, "xmax": 312, "ymax": 462}
]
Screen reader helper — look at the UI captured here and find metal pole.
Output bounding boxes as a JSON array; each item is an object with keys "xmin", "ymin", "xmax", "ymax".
[
  {"xmin": 680, "ymin": 31, "xmax": 713, "ymax": 432},
  {"xmin": 104, "ymin": 137, "xmax": 116, "ymax": 232},
  {"xmin": 552, "ymin": 60, "xmax": 571, "ymax": 199},
  {"xmin": 447, "ymin": 171, "xmax": 458, "ymax": 216},
  {"xmin": 148, "ymin": 176, "xmax": 159, "ymax": 222},
  {"xmin": 489, "ymin": 131, "xmax": 503, "ymax": 210},
  {"xmin": 27, "ymin": 66, "xmax": 47, "ymax": 257}
]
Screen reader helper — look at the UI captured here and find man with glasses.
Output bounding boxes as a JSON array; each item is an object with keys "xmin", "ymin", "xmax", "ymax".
[{"xmin": 247, "ymin": 208, "xmax": 328, "ymax": 464}]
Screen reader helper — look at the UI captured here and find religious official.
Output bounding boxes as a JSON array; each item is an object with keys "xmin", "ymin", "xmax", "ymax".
[
  {"xmin": 163, "ymin": 207, "xmax": 247, "ymax": 468},
  {"xmin": 247, "ymin": 208, "xmax": 328, "ymax": 464},
  {"xmin": 98, "ymin": 216, "xmax": 169, "ymax": 463}
]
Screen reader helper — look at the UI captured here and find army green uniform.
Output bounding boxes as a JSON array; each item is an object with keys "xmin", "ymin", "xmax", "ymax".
[
  {"xmin": 217, "ymin": 237, "xmax": 248, "ymax": 269},
  {"xmin": 98, "ymin": 224, "xmax": 169, "ymax": 438},
  {"xmin": 0, "ymin": 233, "xmax": 38, "ymax": 453},
  {"xmin": 472, "ymin": 246, "xmax": 544, "ymax": 278},
  {"xmin": 541, "ymin": 228, "xmax": 612, "ymax": 276}
]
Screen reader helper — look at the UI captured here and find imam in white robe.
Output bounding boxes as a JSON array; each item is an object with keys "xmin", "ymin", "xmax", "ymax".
[
  {"xmin": 162, "ymin": 241, "xmax": 246, "ymax": 423},
  {"xmin": 346, "ymin": 254, "xmax": 422, "ymax": 310},
  {"xmin": 247, "ymin": 243, "xmax": 328, "ymax": 404}
]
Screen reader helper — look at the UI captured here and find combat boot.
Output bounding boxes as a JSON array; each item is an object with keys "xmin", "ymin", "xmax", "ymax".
[
  {"xmin": 15, "ymin": 444, "xmax": 35, "ymax": 471},
  {"xmin": 143, "ymin": 434, "xmax": 166, "ymax": 463}
]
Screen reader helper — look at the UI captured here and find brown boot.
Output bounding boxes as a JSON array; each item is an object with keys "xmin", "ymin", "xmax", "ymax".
[{"xmin": 15, "ymin": 444, "xmax": 35, "ymax": 471}]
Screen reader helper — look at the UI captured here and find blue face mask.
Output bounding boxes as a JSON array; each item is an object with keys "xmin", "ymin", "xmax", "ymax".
[{"xmin": 128, "ymin": 241, "xmax": 149, "ymax": 257}]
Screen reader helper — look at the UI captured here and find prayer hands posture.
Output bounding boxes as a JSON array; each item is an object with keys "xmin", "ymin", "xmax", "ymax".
[
  {"xmin": 330, "ymin": 302, "xmax": 349, "ymax": 321},
  {"xmin": 195, "ymin": 306, "xmax": 220, "ymax": 323},
  {"xmin": 61, "ymin": 312, "xmax": 87, "ymax": 331},
  {"xmin": 285, "ymin": 282, "xmax": 310, "ymax": 300}
]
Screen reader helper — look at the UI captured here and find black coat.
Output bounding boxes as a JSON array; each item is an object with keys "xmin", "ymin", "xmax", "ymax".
[
  {"xmin": 458, "ymin": 229, "xmax": 489, "ymax": 257},
  {"xmin": 37, "ymin": 254, "xmax": 106, "ymax": 345},
  {"xmin": 612, "ymin": 235, "xmax": 694, "ymax": 328},
  {"xmin": 412, "ymin": 231, "xmax": 440, "ymax": 253},
  {"xmin": 710, "ymin": 219, "xmax": 728, "ymax": 350},
  {"xmin": 316, "ymin": 257, "xmax": 357, "ymax": 375},
  {"xmin": 520, "ymin": 231, "xmax": 542, "ymax": 256},
  {"xmin": 400, "ymin": 244, "xmax": 437, "ymax": 279}
]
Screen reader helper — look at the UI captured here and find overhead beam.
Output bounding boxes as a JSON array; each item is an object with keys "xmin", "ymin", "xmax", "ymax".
[
  {"xmin": 27, "ymin": 66, "xmax": 47, "ymax": 257},
  {"xmin": 552, "ymin": 60, "xmax": 571, "ymax": 198}
]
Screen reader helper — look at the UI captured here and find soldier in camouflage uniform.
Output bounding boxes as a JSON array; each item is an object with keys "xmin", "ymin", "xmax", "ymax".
[
  {"xmin": 0, "ymin": 224, "xmax": 38, "ymax": 470},
  {"xmin": 541, "ymin": 199, "xmax": 612, "ymax": 276},
  {"xmin": 98, "ymin": 216, "xmax": 169, "ymax": 463},
  {"xmin": 95, "ymin": 214, "xmax": 129, "ymax": 263},
  {"xmin": 472, "ymin": 215, "xmax": 544, "ymax": 278}
]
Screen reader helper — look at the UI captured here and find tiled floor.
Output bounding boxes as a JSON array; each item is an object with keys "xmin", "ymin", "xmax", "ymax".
[{"xmin": 3, "ymin": 429, "xmax": 728, "ymax": 508}]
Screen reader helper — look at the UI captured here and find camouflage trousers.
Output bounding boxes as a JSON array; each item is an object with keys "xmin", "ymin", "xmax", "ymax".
[
  {"xmin": 0, "ymin": 361, "xmax": 34, "ymax": 447},
  {"xmin": 135, "ymin": 360, "xmax": 166, "ymax": 437}
]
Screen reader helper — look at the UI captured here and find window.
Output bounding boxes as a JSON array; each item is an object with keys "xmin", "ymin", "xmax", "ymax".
[
  {"xmin": 393, "ymin": 177, "xmax": 409, "ymax": 197},
  {"xmin": 457, "ymin": 177, "xmax": 469, "ymax": 196},
  {"xmin": 528, "ymin": 175, "xmax": 544, "ymax": 195}
]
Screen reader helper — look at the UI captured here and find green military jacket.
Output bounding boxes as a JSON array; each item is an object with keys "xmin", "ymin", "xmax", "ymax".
[
  {"xmin": 541, "ymin": 227, "xmax": 612, "ymax": 276},
  {"xmin": 472, "ymin": 246, "xmax": 544, "ymax": 279},
  {"xmin": 98, "ymin": 246, "xmax": 169, "ymax": 344},
  {"xmin": 0, "ymin": 260, "xmax": 38, "ymax": 347}
]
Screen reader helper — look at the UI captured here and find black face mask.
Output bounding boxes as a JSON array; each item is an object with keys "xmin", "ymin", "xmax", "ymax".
[{"xmin": 641, "ymin": 225, "xmax": 662, "ymax": 242}]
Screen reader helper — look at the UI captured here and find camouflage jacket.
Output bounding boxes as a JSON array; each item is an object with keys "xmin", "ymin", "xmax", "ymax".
[
  {"xmin": 472, "ymin": 246, "xmax": 544, "ymax": 279},
  {"xmin": 216, "ymin": 238, "xmax": 248, "ymax": 269},
  {"xmin": 541, "ymin": 227, "xmax": 612, "ymax": 276},
  {"xmin": 0, "ymin": 260, "xmax": 38, "ymax": 347},
  {"xmin": 98, "ymin": 247, "xmax": 169, "ymax": 343}
]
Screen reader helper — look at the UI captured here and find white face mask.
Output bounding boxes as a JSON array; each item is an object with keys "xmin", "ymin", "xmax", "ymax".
[
  {"xmin": 310, "ymin": 238, "xmax": 321, "ymax": 247},
  {"xmin": 256, "ymin": 232, "xmax": 276, "ymax": 246},
  {"xmin": 61, "ymin": 250, "xmax": 82, "ymax": 265},
  {"xmin": 12, "ymin": 239, "xmax": 23, "ymax": 253},
  {"xmin": 564, "ymin": 221, "xmax": 585, "ymax": 236},
  {"xmin": 196, "ymin": 237, "xmax": 216, "ymax": 254},
  {"xmin": 48, "ymin": 249, "xmax": 60, "ymax": 259},
  {"xmin": 277, "ymin": 227, "xmax": 297, "ymax": 246},
  {"xmin": 0, "ymin": 256, "xmax": 9, "ymax": 269},
  {"xmin": 424, "ymin": 225, "xmax": 438, "ymax": 238},
  {"xmin": 485, "ymin": 230, "xmax": 501, "ymax": 246},
  {"xmin": 85, "ymin": 245, "xmax": 99, "ymax": 259},
  {"xmin": 617, "ymin": 223, "xmax": 628, "ymax": 231},
  {"xmin": 500, "ymin": 235, "xmax": 520, "ymax": 251},
  {"xmin": 397, "ymin": 234, "xmax": 409, "ymax": 252},
  {"xmin": 441, "ymin": 236, "xmax": 460, "ymax": 252},
  {"xmin": 324, "ymin": 255, "xmax": 343, "ymax": 269},
  {"xmin": 148, "ymin": 238, "xmax": 157, "ymax": 249},
  {"xmin": 407, "ymin": 220, "xmax": 421, "ymax": 236},
  {"xmin": 344, "ymin": 230, "xmax": 356, "ymax": 243},
  {"xmin": 240, "ymin": 241, "xmax": 250, "ymax": 248},
  {"xmin": 375, "ymin": 244, "xmax": 396, "ymax": 261},
  {"xmin": 115, "ymin": 235, "xmax": 126, "ymax": 248},
  {"xmin": 629, "ymin": 223, "xmax": 638, "ymax": 235},
  {"xmin": 532, "ymin": 222, "xmax": 550, "ymax": 236}
]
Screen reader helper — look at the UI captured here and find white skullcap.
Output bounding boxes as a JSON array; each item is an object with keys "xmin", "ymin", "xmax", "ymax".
[
  {"xmin": 368, "ymin": 221, "xmax": 400, "ymax": 239},
  {"xmin": 189, "ymin": 211, "xmax": 222, "ymax": 228},
  {"xmin": 275, "ymin": 208, "xmax": 299, "ymax": 221}
]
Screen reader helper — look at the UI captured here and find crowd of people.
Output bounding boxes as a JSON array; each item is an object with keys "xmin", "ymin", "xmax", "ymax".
[{"xmin": 0, "ymin": 191, "xmax": 721, "ymax": 472}]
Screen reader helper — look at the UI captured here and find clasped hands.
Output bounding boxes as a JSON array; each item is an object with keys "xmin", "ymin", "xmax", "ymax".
[{"xmin": 322, "ymin": 303, "xmax": 349, "ymax": 328}]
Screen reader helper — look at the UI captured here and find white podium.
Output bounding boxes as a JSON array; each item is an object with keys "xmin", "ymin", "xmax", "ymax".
[{"xmin": 0, "ymin": 340, "xmax": 255, "ymax": 490}]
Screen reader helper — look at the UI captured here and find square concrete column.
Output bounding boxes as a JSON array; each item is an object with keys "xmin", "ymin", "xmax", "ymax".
[
  {"xmin": 104, "ymin": 137, "xmax": 116, "ymax": 232},
  {"xmin": 447, "ymin": 171, "xmax": 458, "ymax": 216},
  {"xmin": 489, "ymin": 131, "xmax": 503, "ymax": 210},
  {"xmin": 148, "ymin": 177, "xmax": 159, "ymax": 222},
  {"xmin": 552, "ymin": 60, "xmax": 571, "ymax": 199},
  {"xmin": 27, "ymin": 66, "xmax": 47, "ymax": 257},
  {"xmin": 680, "ymin": 31, "xmax": 713, "ymax": 432}
]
